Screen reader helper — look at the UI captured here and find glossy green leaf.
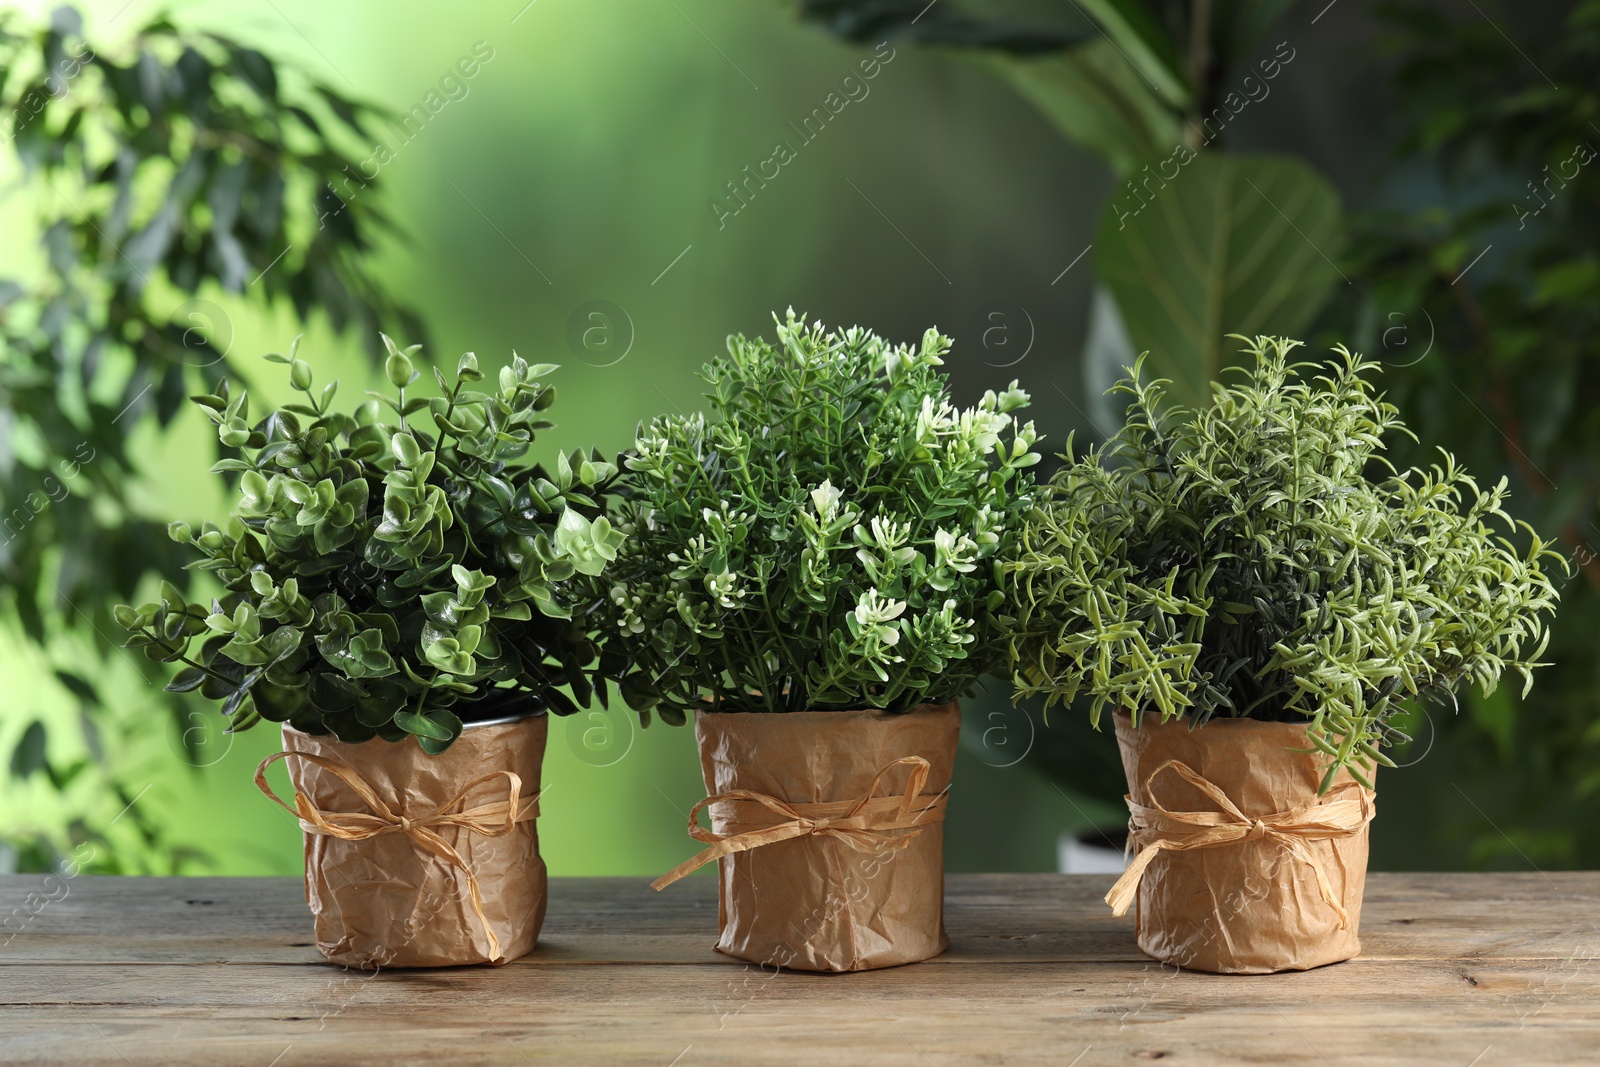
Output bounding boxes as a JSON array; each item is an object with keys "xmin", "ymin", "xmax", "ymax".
[
  {"xmin": 985, "ymin": 40, "xmax": 1179, "ymax": 178},
  {"xmin": 393, "ymin": 709, "xmax": 452, "ymax": 741}
]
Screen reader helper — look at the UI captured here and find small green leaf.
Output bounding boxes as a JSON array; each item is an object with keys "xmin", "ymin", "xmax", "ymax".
[
  {"xmin": 384, "ymin": 345, "xmax": 415, "ymax": 388},
  {"xmin": 391, "ymin": 432, "xmax": 421, "ymax": 468},
  {"xmin": 10, "ymin": 721, "xmax": 48, "ymax": 780},
  {"xmin": 165, "ymin": 667, "xmax": 208, "ymax": 693},
  {"xmin": 394, "ymin": 709, "xmax": 453, "ymax": 741}
]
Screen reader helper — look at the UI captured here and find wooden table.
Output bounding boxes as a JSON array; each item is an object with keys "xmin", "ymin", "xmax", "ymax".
[{"xmin": 3, "ymin": 873, "xmax": 1597, "ymax": 1065}]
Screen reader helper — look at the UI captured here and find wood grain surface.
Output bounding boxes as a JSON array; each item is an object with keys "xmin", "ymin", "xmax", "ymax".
[{"xmin": 3, "ymin": 873, "xmax": 1597, "ymax": 1065}]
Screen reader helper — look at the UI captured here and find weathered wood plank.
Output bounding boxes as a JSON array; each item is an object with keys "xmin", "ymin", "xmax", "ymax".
[
  {"xmin": 3, "ymin": 872, "xmax": 1597, "ymax": 964},
  {"xmin": 3, "ymin": 959, "xmax": 1596, "ymax": 1065},
  {"xmin": 2, "ymin": 873, "xmax": 1598, "ymax": 1066}
]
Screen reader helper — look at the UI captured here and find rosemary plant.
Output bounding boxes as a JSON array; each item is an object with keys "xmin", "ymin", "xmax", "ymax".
[
  {"xmin": 1003, "ymin": 336, "xmax": 1562, "ymax": 789},
  {"xmin": 599, "ymin": 310, "xmax": 1041, "ymax": 723},
  {"xmin": 118, "ymin": 339, "xmax": 623, "ymax": 752}
]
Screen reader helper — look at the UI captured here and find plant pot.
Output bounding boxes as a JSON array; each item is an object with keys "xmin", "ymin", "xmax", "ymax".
[
  {"xmin": 260, "ymin": 711, "xmax": 548, "ymax": 968},
  {"xmin": 667, "ymin": 702, "xmax": 960, "ymax": 972},
  {"xmin": 1057, "ymin": 826, "xmax": 1130, "ymax": 874},
  {"xmin": 1110, "ymin": 711, "xmax": 1376, "ymax": 974}
]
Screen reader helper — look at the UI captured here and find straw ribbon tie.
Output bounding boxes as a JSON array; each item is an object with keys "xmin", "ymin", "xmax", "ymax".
[
  {"xmin": 255, "ymin": 751, "xmax": 539, "ymax": 961},
  {"xmin": 651, "ymin": 755, "xmax": 948, "ymax": 891},
  {"xmin": 1104, "ymin": 759, "xmax": 1375, "ymax": 928}
]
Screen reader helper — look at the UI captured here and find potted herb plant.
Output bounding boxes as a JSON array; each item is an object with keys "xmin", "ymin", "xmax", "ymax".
[
  {"xmin": 119, "ymin": 338, "xmax": 623, "ymax": 967},
  {"xmin": 607, "ymin": 311, "xmax": 1039, "ymax": 972},
  {"xmin": 1003, "ymin": 336, "xmax": 1562, "ymax": 973}
]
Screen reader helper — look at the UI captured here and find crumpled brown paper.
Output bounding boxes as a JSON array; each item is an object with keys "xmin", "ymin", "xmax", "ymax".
[
  {"xmin": 1113, "ymin": 711, "xmax": 1376, "ymax": 974},
  {"xmin": 274, "ymin": 714, "xmax": 548, "ymax": 968},
  {"xmin": 686, "ymin": 702, "xmax": 960, "ymax": 972}
]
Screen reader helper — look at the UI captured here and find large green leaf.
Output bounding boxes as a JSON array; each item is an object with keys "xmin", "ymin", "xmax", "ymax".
[
  {"xmin": 984, "ymin": 40, "xmax": 1180, "ymax": 178},
  {"xmin": 1094, "ymin": 153, "xmax": 1344, "ymax": 406},
  {"xmin": 1068, "ymin": 0, "xmax": 1189, "ymax": 109}
]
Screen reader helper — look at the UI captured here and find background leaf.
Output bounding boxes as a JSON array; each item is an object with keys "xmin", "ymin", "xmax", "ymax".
[
  {"xmin": 983, "ymin": 42, "xmax": 1179, "ymax": 178},
  {"xmin": 1094, "ymin": 153, "xmax": 1344, "ymax": 405},
  {"xmin": 10, "ymin": 721, "xmax": 48, "ymax": 781}
]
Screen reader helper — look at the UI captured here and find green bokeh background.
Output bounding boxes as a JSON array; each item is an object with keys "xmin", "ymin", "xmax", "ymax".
[{"xmin": 5, "ymin": 0, "xmax": 1132, "ymax": 876}]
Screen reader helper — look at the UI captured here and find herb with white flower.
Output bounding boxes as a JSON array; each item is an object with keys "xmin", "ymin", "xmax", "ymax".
[{"xmin": 596, "ymin": 310, "xmax": 1040, "ymax": 723}]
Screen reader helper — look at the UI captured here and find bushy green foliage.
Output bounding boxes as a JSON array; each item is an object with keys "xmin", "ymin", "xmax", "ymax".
[
  {"xmin": 1003, "ymin": 336, "xmax": 1562, "ymax": 789},
  {"xmin": 118, "ymin": 339, "xmax": 624, "ymax": 752},
  {"xmin": 599, "ymin": 310, "xmax": 1041, "ymax": 722}
]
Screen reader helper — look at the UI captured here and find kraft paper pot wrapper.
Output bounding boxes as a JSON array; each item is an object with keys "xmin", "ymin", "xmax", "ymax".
[
  {"xmin": 683, "ymin": 702, "xmax": 959, "ymax": 973},
  {"xmin": 271, "ymin": 713, "xmax": 548, "ymax": 968},
  {"xmin": 1112, "ymin": 711, "xmax": 1376, "ymax": 974}
]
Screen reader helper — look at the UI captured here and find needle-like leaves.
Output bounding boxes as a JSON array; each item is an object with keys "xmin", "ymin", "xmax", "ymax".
[{"xmin": 1002, "ymin": 336, "xmax": 1563, "ymax": 787}]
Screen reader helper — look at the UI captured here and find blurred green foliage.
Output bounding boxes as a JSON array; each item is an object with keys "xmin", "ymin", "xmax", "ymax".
[
  {"xmin": 5, "ymin": 0, "xmax": 1105, "ymax": 877},
  {"xmin": 0, "ymin": 3, "xmax": 418, "ymax": 871},
  {"xmin": 1331, "ymin": 0, "xmax": 1600, "ymax": 867},
  {"xmin": 807, "ymin": 0, "xmax": 1600, "ymax": 869},
  {"xmin": 801, "ymin": 1, "xmax": 1342, "ymax": 406},
  {"xmin": 8, "ymin": 0, "xmax": 1596, "ymax": 879}
]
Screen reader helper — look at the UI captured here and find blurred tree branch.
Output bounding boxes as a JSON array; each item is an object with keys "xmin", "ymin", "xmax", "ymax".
[{"xmin": 0, "ymin": 5, "xmax": 422, "ymax": 871}]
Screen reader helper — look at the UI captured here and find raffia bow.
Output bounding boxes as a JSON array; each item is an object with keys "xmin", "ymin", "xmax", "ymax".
[
  {"xmin": 255, "ymin": 750, "xmax": 539, "ymax": 961},
  {"xmin": 1105, "ymin": 759, "xmax": 1376, "ymax": 928},
  {"xmin": 652, "ymin": 755, "xmax": 948, "ymax": 891}
]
